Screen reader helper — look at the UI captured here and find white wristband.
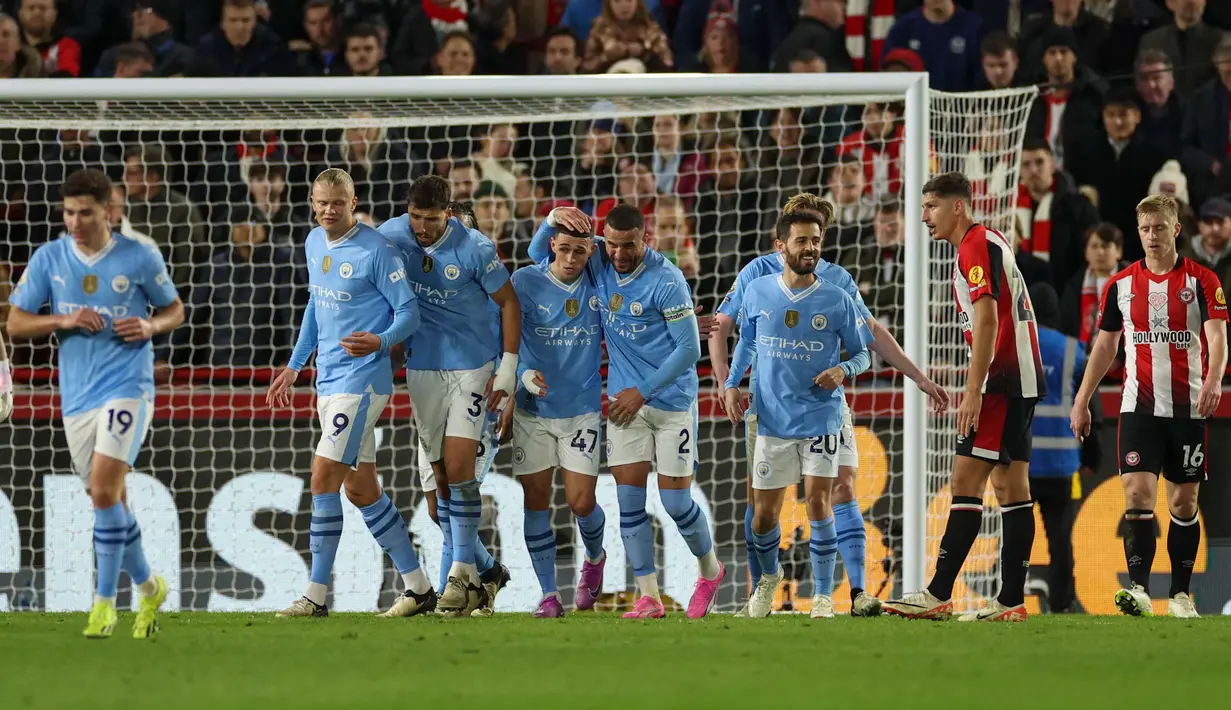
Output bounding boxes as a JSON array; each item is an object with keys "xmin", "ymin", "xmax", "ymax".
[
  {"xmin": 545, "ymin": 209, "xmax": 559, "ymax": 227},
  {"xmin": 493, "ymin": 355, "xmax": 519, "ymax": 396},
  {"xmin": 521, "ymin": 369, "xmax": 545, "ymax": 396}
]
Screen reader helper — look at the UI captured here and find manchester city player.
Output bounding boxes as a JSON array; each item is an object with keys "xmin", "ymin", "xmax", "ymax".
[
  {"xmin": 723, "ymin": 210, "xmax": 872, "ymax": 619},
  {"xmin": 8, "ymin": 169, "xmax": 184, "ymax": 639},
  {"xmin": 267, "ymin": 169, "xmax": 429, "ymax": 618},
  {"xmin": 529, "ymin": 204, "xmax": 723, "ymax": 620}
]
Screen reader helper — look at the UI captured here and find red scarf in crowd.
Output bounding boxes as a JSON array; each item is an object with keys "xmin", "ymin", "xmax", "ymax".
[
  {"xmin": 845, "ymin": 0, "xmax": 895, "ymax": 71},
  {"xmin": 1078, "ymin": 269, "xmax": 1108, "ymax": 343},
  {"xmin": 422, "ymin": 0, "xmax": 469, "ymax": 36},
  {"xmin": 1015, "ymin": 182, "xmax": 1053, "ymax": 260}
]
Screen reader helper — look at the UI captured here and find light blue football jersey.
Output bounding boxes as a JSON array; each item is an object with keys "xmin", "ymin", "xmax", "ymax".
[
  {"xmin": 380, "ymin": 215, "xmax": 509, "ymax": 371},
  {"xmin": 735, "ymin": 274, "xmax": 871, "ymax": 439},
  {"xmin": 301, "ymin": 223, "xmax": 416, "ymax": 396},
  {"xmin": 511, "ymin": 260, "xmax": 603, "ymax": 419},
  {"xmin": 10, "ymin": 233, "xmax": 179, "ymax": 417},
  {"xmin": 718, "ymin": 253, "xmax": 875, "ymax": 416}
]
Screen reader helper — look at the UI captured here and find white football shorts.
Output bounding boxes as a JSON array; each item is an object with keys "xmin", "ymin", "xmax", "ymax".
[
  {"xmin": 63, "ymin": 396, "xmax": 153, "ymax": 480},
  {"xmin": 512, "ymin": 408, "xmax": 602, "ymax": 477},
  {"xmin": 605, "ymin": 402, "xmax": 697, "ymax": 477},
  {"xmin": 417, "ymin": 408, "xmax": 498, "ymax": 491},
  {"xmin": 839, "ymin": 401, "xmax": 859, "ymax": 469},
  {"xmin": 752, "ymin": 433, "xmax": 840, "ymax": 490},
  {"xmin": 315, "ymin": 393, "xmax": 389, "ymax": 467},
  {"xmin": 406, "ymin": 363, "xmax": 495, "ymax": 462}
]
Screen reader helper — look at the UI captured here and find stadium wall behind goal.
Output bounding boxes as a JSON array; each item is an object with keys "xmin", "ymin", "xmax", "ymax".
[{"xmin": 1, "ymin": 412, "xmax": 1229, "ymax": 615}]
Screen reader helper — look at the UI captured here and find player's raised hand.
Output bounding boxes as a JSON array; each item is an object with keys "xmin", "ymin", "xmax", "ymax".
[
  {"xmin": 112, "ymin": 316, "xmax": 154, "ymax": 342},
  {"xmin": 521, "ymin": 369, "xmax": 549, "ymax": 396},
  {"xmin": 1069, "ymin": 403, "xmax": 1092, "ymax": 442},
  {"xmin": 956, "ymin": 391, "xmax": 982, "ymax": 437},
  {"xmin": 694, "ymin": 304, "xmax": 717, "ymax": 338},
  {"xmin": 722, "ymin": 387, "xmax": 744, "ymax": 425},
  {"xmin": 266, "ymin": 367, "xmax": 299, "ymax": 409},
  {"xmin": 919, "ymin": 377, "xmax": 951, "ymax": 413},
  {"xmin": 814, "ymin": 365, "xmax": 846, "ymax": 390},
  {"xmin": 550, "ymin": 206, "xmax": 592, "ymax": 234},
  {"xmin": 341, "ymin": 331, "xmax": 382, "ymax": 357},
  {"xmin": 609, "ymin": 387, "xmax": 646, "ymax": 426},
  {"xmin": 61, "ymin": 307, "xmax": 105, "ymax": 334},
  {"xmin": 1197, "ymin": 377, "xmax": 1222, "ymax": 417}
]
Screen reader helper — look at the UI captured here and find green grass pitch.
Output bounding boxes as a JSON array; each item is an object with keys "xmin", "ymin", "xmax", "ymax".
[{"xmin": 2, "ymin": 613, "xmax": 1229, "ymax": 709}]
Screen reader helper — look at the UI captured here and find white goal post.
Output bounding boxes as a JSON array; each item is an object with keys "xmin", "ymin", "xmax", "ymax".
[{"xmin": 0, "ymin": 74, "xmax": 1036, "ymax": 613}]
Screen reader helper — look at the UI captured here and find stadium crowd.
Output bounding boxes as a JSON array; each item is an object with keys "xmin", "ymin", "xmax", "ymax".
[{"xmin": 1, "ymin": 0, "xmax": 1230, "ymax": 373}]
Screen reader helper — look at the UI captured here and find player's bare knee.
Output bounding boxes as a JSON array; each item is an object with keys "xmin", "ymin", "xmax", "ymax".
[
  {"xmin": 343, "ymin": 467, "xmax": 381, "ymax": 507},
  {"xmin": 309, "ymin": 458, "xmax": 347, "ymax": 495},
  {"xmin": 1168, "ymin": 485, "xmax": 1199, "ymax": 519},
  {"xmin": 833, "ymin": 472, "xmax": 855, "ymax": 505},
  {"xmin": 806, "ymin": 488, "xmax": 833, "ymax": 521},
  {"xmin": 1120, "ymin": 473, "xmax": 1156, "ymax": 511},
  {"xmin": 751, "ymin": 506, "xmax": 777, "ymax": 533},
  {"xmin": 566, "ymin": 488, "xmax": 596, "ymax": 518},
  {"xmin": 443, "ymin": 450, "xmax": 476, "ymax": 485}
]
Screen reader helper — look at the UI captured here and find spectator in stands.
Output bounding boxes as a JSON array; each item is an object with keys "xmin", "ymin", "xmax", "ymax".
[
  {"xmin": 1093, "ymin": 0, "xmax": 1168, "ymax": 79},
  {"xmin": 123, "ymin": 145, "xmax": 204, "ymax": 287},
  {"xmin": 247, "ymin": 162, "xmax": 297, "ymax": 248},
  {"xmin": 1178, "ymin": 197, "xmax": 1231, "ymax": 287},
  {"xmin": 185, "ymin": 204, "xmax": 299, "ymax": 367},
  {"xmin": 23, "ymin": 128, "xmax": 119, "ymax": 229},
  {"xmin": 881, "ymin": 0, "xmax": 982, "ymax": 92},
  {"xmin": 110, "ymin": 42, "xmax": 154, "ymax": 77},
  {"xmin": 773, "ymin": 0, "xmax": 850, "ymax": 73},
  {"xmin": 474, "ymin": 0, "xmax": 527, "ymax": 75},
  {"xmin": 694, "ymin": 137, "xmax": 766, "ymax": 308},
  {"xmin": 977, "ymin": 31, "xmax": 1023, "ymax": 90},
  {"xmin": 1179, "ymin": 35, "xmax": 1231, "ymax": 208},
  {"xmin": 787, "ymin": 47, "xmax": 826, "ymax": 74},
  {"xmin": 966, "ymin": 114, "xmax": 1023, "ymax": 233},
  {"xmin": 648, "ymin": 194, "xmax": 699, "ymax": 278},
  {"xmin": 512, "ymin": 169, "xmax": 537, "ymax": 221},
  {"xmin": 582, "ymin": 0, "xmax": 673, "ymax": 74},
  {"xmin": 1068, "ymin": 89, "xmax": 1169, "ymax": 247},
  {"xmin": 449, "ymin": 160, "xmax": 479, "ymax": 203},
  {"xmin": 840, "ymin": 198, "xmax": 905, "ymax": 347},
  {"xmin": 1060, "ymin": 223, "xmax": 1127, "ymax": 346},
  {"xmin": 94, "ymin": 1, "xmax": 194, "ymax": 78},
  {"xmin": 196, "ymin": 0, "xmax": 292, "ymax": 77},
  {"xmin": 1025, "ymin": 27, "xmax": 1104, "ymax": 170},
  {"xmin": 570, "ymin": 118, "xmax": 622, "ymax": 213},
  {"xmin": 1016, "ymin": 138, "xmax": 1101, "ymax": 290},
  {"xmin": 758, "ymin": 107, "xmax": 821, "ymax": 209},
  {"xmin": 18, "ymin": 0, "xmax": 80, "ymax": 76},
  {"xmin": 474, "ymin": 180, "xmax": 534, "ymax": 272},
  {"xmin": 192, "ymin": 127, "xmax": 292, "ymax": 231},
  {"xmin": 837, "ymin": 101, "xmax": 905, "ymax": 201},
  {"xmin": 823, "ymin": 153, "xmax": 876, "ymax": 227},
  {"xmin": 524, "ymin": 27, "xmax": 581, "ymax": 179},
  {"xmin": 542, "ymin": 25, "xmax": 582, "ymax": 74},
  {"xmin": 881, "ymin": 47, "xmax": 925, "ymax": 72},
  {"xmin": 471, "ymin": 123, "xmax": 524, "ymax": 199},
  {"xmin": 0, "ymin": 12, "xmax": 44, "ymax": 78},
  {"xmin": 1140, "ymin": 0, "xmax": 1224, "ymax": 99},
  {"xmin": 434, "ymin": 30, "xmax": 476, "ymax": 75},
  {"xmin": 594, "ymin": 160, "xmax": 656, "ymax": 233},
  {"xmin": 325, "ymin": 118, "xmax": 417, "ymax": 222},
  {"xmin": 290, "ymin": 0, "xmax": 345, "ymax": 76},
  {"xmin": 109, "ymin": 184, "xmax": 152, "ymax": 244},
  {"xmin": 1134, "ymin": 48, "xmax": 1185, "ymax": 158},
  {"xmin": 561, "ymin": 0, "xmax": 664, "ymax": 45},
  {"xmin": 343, "ymin": 22, "xmax": 393, "ymax": 76},
  {"xmin": 648, "ymin": 113, "xmax": 703, "ymax": 205},
  {"xmin": 1018, "ymin": 0, "xmax": 1109, "ymax": 80},
  {"xmin": 696, "ymin": 2, "xmax": 761, "ymax": 73}
]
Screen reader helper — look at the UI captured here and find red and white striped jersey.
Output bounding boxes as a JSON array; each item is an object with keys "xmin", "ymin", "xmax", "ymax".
[
  {"xmin": 951, "ymin": 224, "xmax": 1046, "ymax": 398},
  {"xmin": 1098, "ymin": 258, "xmax": 1228, "ymax": 418}
]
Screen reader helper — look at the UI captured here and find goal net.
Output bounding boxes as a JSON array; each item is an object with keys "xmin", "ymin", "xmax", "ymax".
[{"xmin": 0, "ymin": 75, "xmax": 1035, "ymax": 614}]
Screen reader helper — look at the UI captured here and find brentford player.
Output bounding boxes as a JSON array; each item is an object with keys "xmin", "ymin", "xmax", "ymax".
[
  {"xmin": 883, "ymin": 172, "xmax": 1043, "ymax": 622},
  {"xmin": 1070, "ymin": 194, "xmax": 1227, "ymax": 619}
]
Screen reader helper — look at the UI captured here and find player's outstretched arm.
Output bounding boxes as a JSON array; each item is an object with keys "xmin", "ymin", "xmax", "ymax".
[
  {"xmin": 1198, "ymin": 319, "xmax": 1227, "ymax": 417},
  {"xmin": 489, "ymin": 281, "xmax": 522, "ymax": 411},
  {"xmin": 1070, "ymin": 329, "xmax": 1120, "ymax": 441},
  {"xmin": 722, "ymin": 308, "xmax": 757, "ymax": 424},
  {"xmin": 530, "ymin": 207, "xmax": 594, "ymax": 262},
  {"xmin": 864, "ymin": 316, "xmax": 950, "ymax": 412},
  {"xmin": 709, "ymin": 313, "xmax": 736, "ymax": 408},
  {"xmin": 286, "ymin": 298, "xmax": 319, "ymax": 373}
]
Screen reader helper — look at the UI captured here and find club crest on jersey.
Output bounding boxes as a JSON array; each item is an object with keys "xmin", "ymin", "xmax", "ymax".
[
  {"xmin": 339, "ymin": 262, "xmax": 353, "ymax": 279},
  {"xmin": 1125, "ymin": 451, "xmax": 1140, "ymax": 467},
  {"xmin": 1218, "ymin": 288, "xmax": 1227, "ymax": 305},
  {"xmin": 811, "ymin": 314, "xmax": 827, "ymax": 330},
  {"xmin": 111, "ymin": 274, "xmax": 130, "ymax": 293},
  {"xmin": 322, "ymin": 256, "xmax": 332, "ymax": 274},
  {"xmin": 82, "ymin": 274, "xmax": 98, "ymax": 295},
  {"xmin": 589, "ymin": 296, "xmax": 600, "ymax": 311},
  {"xmin": 422, "ymin": 255, "xmax": 434, "ymax": 273},
  {"xmin": 785, "ymin": 310, "xmax": 799, "ymax": 328},
  {"xmin": 755, "ymin": 462, "xmax": 770, "ymax": 478},
  {"xmin": 967, "ymin": 265, "xmax": 984, "ymax": 286},
  {"xmin": 609, "ymin": 293, "xmax": 624, "ymax": 312},
  {"xmin": 1178, "ymin": 287, "xmax": 1195, "ymax": 304},
  {"xmin": 444, "ymin": 264, "xmax": 461, "ymax": 281},
  {"xmin": 155, "ymin": 272, "xmax": 168, "ymax": 286},
  {"xmin": 513, "ymin": 447, "xmax": 526, "ymax": 465},
  {"xmin": 630, "ymin": 301, "xmax": 643, "ymax": 316},
  {"xmin": 565, "ymin": 298, "xmax": 580, "ymax": 318}
]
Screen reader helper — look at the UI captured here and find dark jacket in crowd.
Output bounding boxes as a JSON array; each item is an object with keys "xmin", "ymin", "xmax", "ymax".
[
  {"xmin": 1179, "ymin": 77, "xmax": 1231, "ymax": 206},
  {"xmin": 771, "ymin": 16, "xmax": 851, "ymax": 72},
  {"xmin": 1138, "ymin": 20, "xmax": 1226, "ymax": 99},
  {"xmin": 1067, "ymin": 132, "xmax": 1169, "ymax": 254},
  {"xmin": 195, "ymin": 23, "xmax": 292, "ymax": 77},
  {"xmin": 94, "ymin": 29, "xmax": 195, "ymax": 77}
]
